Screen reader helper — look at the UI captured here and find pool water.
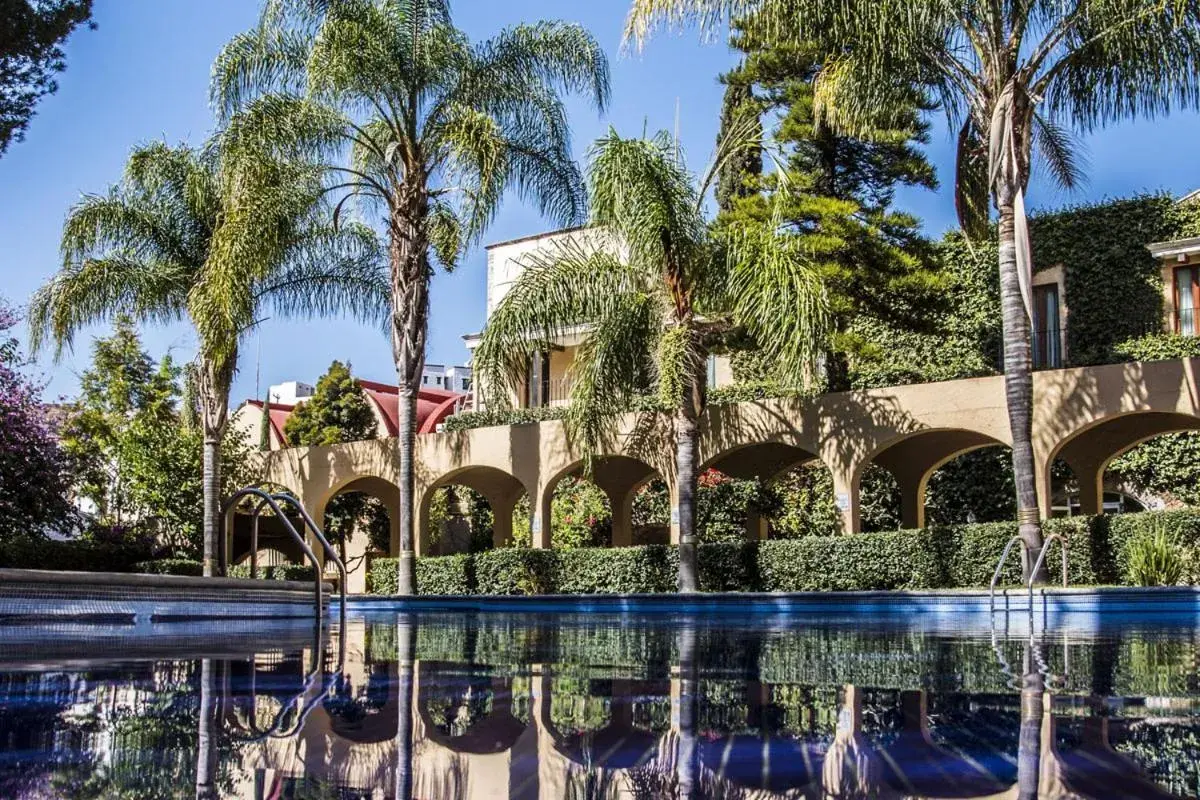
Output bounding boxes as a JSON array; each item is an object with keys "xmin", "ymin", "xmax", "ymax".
[{"xmin": 1, "ymin": 610, "xmax": 1198, "ymax": 798}]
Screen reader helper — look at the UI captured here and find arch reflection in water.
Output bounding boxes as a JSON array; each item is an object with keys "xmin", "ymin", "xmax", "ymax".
[{"xmin": 2, "ymin": 613, "xmax": 1200, "ymax": 798}]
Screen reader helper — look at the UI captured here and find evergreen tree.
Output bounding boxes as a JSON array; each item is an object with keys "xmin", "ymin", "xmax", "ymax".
[
  {"xmin": 283, "ymin": 361, "xmax": 376, "ymax": 447},
  {"xmin": 283, "ymin": 361, "xmax": 388, "ymax": 561},
  {"xmin": 716, "ymin": 28, "xmax": 942, "ymax": 388},
  {"xmin": 60, "ymin": 315, "xmax": 172, "ymax": 524},
  {"xmin": 0, "ymin": 0, "xmax": 94, "ymax": 155}
]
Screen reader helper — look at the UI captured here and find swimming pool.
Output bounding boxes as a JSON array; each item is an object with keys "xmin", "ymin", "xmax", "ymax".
[{"xmin": 0, "ymin": 607, "xmax": 1196, "ymax": 798}]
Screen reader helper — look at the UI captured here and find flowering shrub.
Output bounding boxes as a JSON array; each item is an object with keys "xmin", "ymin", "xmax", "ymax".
[{"xmin": 0, "ymin": 300, "xmax": 74, "ymax": 540}]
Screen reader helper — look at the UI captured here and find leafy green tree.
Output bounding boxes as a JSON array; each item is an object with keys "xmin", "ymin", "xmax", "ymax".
[
  {"xmin": 714, "ymin": 26, "xmax": 941, "ymax": 389},
  {"xmin": 475, "ymin": 129, "xmax": 829, "ymax": 591},
  {"xmin": 59, "ymin": 315, "xmax": 174, "ymax": 524},
  {"xmin": 0, "ymin": 0, "xmax": 94, "ymax": 155},
  {"xmin": 211, "ymin": 0, "xmax": 611, "ymax": 595},
  {"xmin": 30, "ymin": 138, "xmax": 388, "ymax": 575},
  {"xmin": 627, "ymin": 0, "xmax": 1200, "ymax": 580},
  {"xmin": 284, "ymin": 360, "xmax": 376, "ymax": 446},
  {"xmin": 284, "ymin": 360, "xmax": 389, "ymax": 561}
]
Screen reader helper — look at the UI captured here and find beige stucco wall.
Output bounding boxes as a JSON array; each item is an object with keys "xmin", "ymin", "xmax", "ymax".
[{"xmin": 253, "ymin": 358, "xmax": 1200, "ymax": 561}]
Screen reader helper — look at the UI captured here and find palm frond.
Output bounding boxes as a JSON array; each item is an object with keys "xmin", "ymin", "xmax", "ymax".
[
  {"xmin": 28, "ymin": 256, "xmax": 191, "ymax": 357},
  {"xmin": 720, "ymin": 221, "xmax": 830, "ymax": 388},
  {"xmin": 473, "ymin": 236, "xmax": 648, "ymax": 406},
  {"xmin": 1032, "ymin": 112, "xmax": 1086, "ymax": 192},
  {"xmin": 567, "ymin": 292, "xmax": 661, "ymax": 455}
]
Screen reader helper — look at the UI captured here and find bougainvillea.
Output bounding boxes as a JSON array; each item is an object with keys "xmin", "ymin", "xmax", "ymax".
[{"xmin": 0, "ymin": 300, "xmax": 73, "ymax": 539}]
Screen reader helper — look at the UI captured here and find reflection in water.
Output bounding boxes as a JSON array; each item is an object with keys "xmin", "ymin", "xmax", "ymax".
[{"xmin": 0, "ymin": 613, "xmax": 1199, "ymax": 797}]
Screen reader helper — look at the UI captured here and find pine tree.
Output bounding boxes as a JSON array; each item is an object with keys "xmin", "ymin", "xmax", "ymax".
[{"xmin": 716, "ymin": 28, "xmax": 943, "ymax": 389}]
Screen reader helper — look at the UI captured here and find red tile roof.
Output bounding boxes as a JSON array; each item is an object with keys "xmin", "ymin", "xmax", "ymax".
[{"xmin": 246, "ymin": 380, "xmax": 464, "ymax": 446}]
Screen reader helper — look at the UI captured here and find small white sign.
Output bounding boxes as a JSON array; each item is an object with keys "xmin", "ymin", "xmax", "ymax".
[
  {"xmin": 531, "ymin": 517, "xmax": 541, "ymax": 534},
  {"xmin": 670, "ymin": 507, "xmax": 680, "ymax": 526},
  {"xmin": 835, "ymin": 493, "xmax": 851, "ymax": 512}
]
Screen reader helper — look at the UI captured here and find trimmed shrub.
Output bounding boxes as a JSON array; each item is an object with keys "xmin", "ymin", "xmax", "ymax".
[
  {"xmin": 474, "ymin": 548, "xmax": 559, "ymax": 595},
  {"xmin": 757, "ymin": 530, "xmax": 943, "ymax": 592},
  {"xmin": 418, "ymin": 554, "xmax": 474, "ymax": 595},
  {"xmin": 133, "ymin": 558, "xmax": 203, "ymax": 576},
  {"xmin": 357, "ymin": 510, "xmax": 1200, "ymax": 596},
  {"xmin": 228, "ymin": 563, "xmax": 317, "ymax": 582},
  {"xmin": 370, "ymin": 557, "xmax": 397, "ymax": 594},
  {"xmin": 555, "ymin": 546, "xmax": 676, "ymax": 594}
]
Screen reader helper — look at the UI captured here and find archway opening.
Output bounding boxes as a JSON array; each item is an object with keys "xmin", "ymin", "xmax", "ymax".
[
  {"xmin": 924, "ymin": 445, "xmax": 1015, "ymax": 526},
  {"xmin": 323, "ymin": 475, "xmax": 397, "ymax": 593},
  {"xmin": 542, "ymin": 456, "xmax": 663, "ymax": 549},
  {"xmin": 1051, "ymin": 411, "xmax": 1200, "ymax": 517},
  {"xmin": 427, "ymin": 485, "xmax": 501, "ymax": 554},
  {"xmin": 423, "ymin": 466, "xmax": 530, "ymax": 555}
]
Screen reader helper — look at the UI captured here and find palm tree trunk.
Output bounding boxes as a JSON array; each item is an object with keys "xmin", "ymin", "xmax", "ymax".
[
  {"xmin": 396, "ymin": 382, "xmax": 418, "ymax": 594},
  {"xmin": 997, "ymin": 195, "xmax": 1047, "ymax": 583},
  {"xmin": 389, "ymin": 203, "xmax": 430, "ymax": 597},
  {"xmin": 202, "ymin": 436, "xmax": 222, "ymax": 577},
  {"xmin": 675, "ymin": 408, "xmax": 699, "ymax": 593},
  {"xmin": 197, "ymin": 352, "xmax": 234, "ymax": 578}
]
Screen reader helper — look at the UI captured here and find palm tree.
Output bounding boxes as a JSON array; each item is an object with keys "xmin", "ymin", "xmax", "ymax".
[
  {"xmin": 211, "ymin": 0, "xmax": 610, "ymax": 595},
  {"xmin": 626, "ymin": 0, "xmax": 1200, "ymax": 580},
  {"xmin": 30, "ymin": 139, "xmax": 388, "ymax": 576},
  {"xmin": 474, "ymin": 129, "xmax": 829, "ymax": 591}
]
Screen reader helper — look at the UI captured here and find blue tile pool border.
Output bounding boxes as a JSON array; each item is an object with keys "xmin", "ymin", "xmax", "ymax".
[{"xmin": 346, "ymin": 585, "xmax": 1200, "ymax": 616}]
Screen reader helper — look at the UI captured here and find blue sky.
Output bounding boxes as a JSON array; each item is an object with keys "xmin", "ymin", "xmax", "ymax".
[{"xmin": 3, "ymin": 0, "xmax": 1200, "ymax": 404}]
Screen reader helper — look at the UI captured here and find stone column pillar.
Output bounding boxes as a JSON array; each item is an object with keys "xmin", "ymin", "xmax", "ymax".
[
  {"xmin": 606, "ymin": 488, "xmax": 635, "ymax": 547},
  {"xmin": 895, "ymin": 472, "xmax": 927, "ymax": 530},
  {"xmin": 1067, "ymin": 457, "xmax": 1106, "ymax": 517},
  {"xmin": 831, "ymin": 470, "xmax": 862, "ymax": 534},
  {"xmin": 489, "ymin": 492, "xmax": 517, "ymax": 549},
  {"xmin": 533, "ymin": 488, "xmax": 552, "ymax": 549},
  {"xmin": 744, "ymin": 510, "xmax": 770, "ymax": 541}
]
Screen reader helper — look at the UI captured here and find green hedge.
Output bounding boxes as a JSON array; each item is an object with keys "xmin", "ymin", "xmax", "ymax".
[
  {"xmin": 0, "ymin": 538, "xmax": 154, "ymax": 573},
  {"xmin": 133, "ymin": 558, "xmax": 203, "ymax": 576},
  {"xmin": 362, "ymin": 510, "xmax": 1200, "ymax": 595},
  {"xmin": 227, "ymin": 563, "xmax": 317, "ymax": 582}
]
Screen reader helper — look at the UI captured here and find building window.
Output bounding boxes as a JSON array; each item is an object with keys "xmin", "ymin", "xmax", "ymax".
[
  {"xmin": 462, "ymin": 377, "xmax": 472, "ymax": 391},
  {"xmin": 526, "ymin": 352, "xmax": 550, "ymax": 408},
  {"xmin": 435, "ymin": 375, "xmax": 443, "ymax": 386},
  {"xmin": 1175, "ymin": 265, "xmax": 1198, "ymax": 336},
  {"xmin": 421, "ymin": 376, "xmax": 428, "ymax": 385},
  {"xmin": 1032, "ymin": 283, "xmax": 1062, "ymax": 369}
]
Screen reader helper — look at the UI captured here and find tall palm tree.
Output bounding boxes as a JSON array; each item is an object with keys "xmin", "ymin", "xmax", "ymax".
[
  {"xmin": 211, "ymin": 0, "xmax": 610, "ymax": 594},
  {"xmin": 474, "ymin": 130, "xmax": 829, "ymax": 592},
  {"xmin": 626, "ymin": 0, "xmax": 1200, "ymax": 580},
  {"xmin": 30, "ymin": 139, "xmax": 388, "ymax": 576}
]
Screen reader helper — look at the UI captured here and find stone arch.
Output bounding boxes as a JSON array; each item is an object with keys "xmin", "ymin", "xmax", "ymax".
[
  {"xmin": 861, "ymin": 428, "xmax": 1010, "ymax": 530},
  {"xmin": 539, "ymin": 455, "xmax": 664, "ymax": 548},
  {"xmin": 419, "ymin": 465, "xmax": 531, "ymax": 555},
  {"xmin": 695, "ymin": 442, "xmax": 823, "ymax": 541},
  {"xmin": 1044, "ymin": 410, "xmax": 1200, "ymax": 516},
  {"xmin": 315, "ymin": 474, "xmax": 400, "ymax": 592},
  {"xmin": 224, "ymin": 480, "xmax": 309, "ymax": 572}
]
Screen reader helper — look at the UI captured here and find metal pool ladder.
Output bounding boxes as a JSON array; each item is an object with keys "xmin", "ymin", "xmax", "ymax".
[
  {"xmin": 221, "ymin": 487, "xmax": 347, "ymax": 625},
  {"xmin": 989, "ymin": 533, "xmax": 1069, "ymax": 615}
]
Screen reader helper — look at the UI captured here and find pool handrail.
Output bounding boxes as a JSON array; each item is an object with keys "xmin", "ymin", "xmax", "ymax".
[
  {"xmin": 1028, "ymin": 533, "xmax": 1069, "ymax": 608},
  {"xmin": 989, "ymin": 535, "xmax": 1023, "ymax": 613},
  {"xmin": 221, "ymin": 487, "xmax": 323, "ymax": 617},
  {"xmin": 270, "ymin": 492, "xmax": 347, "ymax": 638}
]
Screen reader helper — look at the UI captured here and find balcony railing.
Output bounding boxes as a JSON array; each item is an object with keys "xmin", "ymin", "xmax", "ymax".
[
  {"xmin": 1032, "ymin": 327, "xmax": 1063, "ymax": 370},
  {"xmin": 1177, "ymin": 307, "xmax": 1197, "ymax": 336}
]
